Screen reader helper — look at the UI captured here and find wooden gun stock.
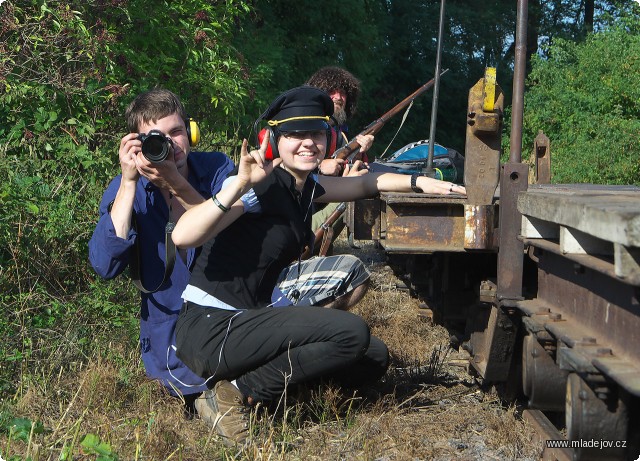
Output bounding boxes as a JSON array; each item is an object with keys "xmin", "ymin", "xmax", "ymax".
[
  {"xmin": 302, "ymin": 202, "xmax": 348, "ymax": 259},
  {"xmin": 333, "ymin": 69, "xmax": 449, "ymax": 161}
]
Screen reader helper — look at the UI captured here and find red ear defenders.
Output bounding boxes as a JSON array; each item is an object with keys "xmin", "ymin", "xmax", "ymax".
[
  {"xmin": 185, "ymin": 117, "xmax": 200, "ymax": 146},
  {"xmin": 257, "ymin": 126, "xmax": 338, "ymax": 161}
]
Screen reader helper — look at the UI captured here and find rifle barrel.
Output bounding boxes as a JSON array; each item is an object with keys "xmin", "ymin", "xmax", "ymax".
[{"xmin": 334, "ymin": 69, "xmax": 449, "ymax": 160}]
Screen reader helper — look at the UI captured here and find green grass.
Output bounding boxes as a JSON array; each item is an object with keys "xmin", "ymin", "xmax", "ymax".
[{"xmin": 0, "ymin": 248, "xmax": 538, "ymax": 460}]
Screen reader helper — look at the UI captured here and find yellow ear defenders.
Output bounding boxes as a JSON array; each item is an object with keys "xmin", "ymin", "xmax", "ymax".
[{"xmin": 185, "ymin": 117, "xmax": 200, "ymax": 146}]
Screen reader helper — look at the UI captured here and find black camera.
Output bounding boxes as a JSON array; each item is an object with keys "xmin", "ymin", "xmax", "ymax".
[{"xmin": 137, "ymin": 130, "xmax": 173, "ymax": 162}]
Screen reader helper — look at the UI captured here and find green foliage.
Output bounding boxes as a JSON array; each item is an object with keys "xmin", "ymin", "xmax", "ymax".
[
  {"xmin": 2, "ymin": 416, "xmax": 120, "ymax": 460},
  {"xmin": 231, "ymin": 0, "xmax": 390, "ymax": 138},
  {"xmin": 6, "ymin": 418, "xmax": 46, "ymax": 443},
  {"xmin": 1, "ymin": 416, "xmax": 48, "ymax": 461},
  {"xmin": 521, "ymin": 15, "xmax": 640, "ymax": 184},
  {"xmin": 79, "ymin": 433, "xmax": 119, "ymax": 461},
  {"xmin": 94, "ymin": 0, "xmax": 252, "ymax": 142},
  {"xmin": 232, "ymin": 0, "xmax": 636, "ymax": 158},
  {"xmin": 233, "ymin": 0, "xmax": 493, "ymax": 153},
  {"xmin": 535, "ymin": 0, "xmax": 638, "ymax": 49},
  {"xmin": 0, "ymin": 0, "xmax": 250, "ymax": 402},
  {"xmin": 1, "ymin": 0, "xmax": 637, "ymax": 441}
]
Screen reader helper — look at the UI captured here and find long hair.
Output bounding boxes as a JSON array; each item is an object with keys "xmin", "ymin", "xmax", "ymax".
[{"xmin": 306, "ymin": 66, "xmax": 361, "ymax": 119}]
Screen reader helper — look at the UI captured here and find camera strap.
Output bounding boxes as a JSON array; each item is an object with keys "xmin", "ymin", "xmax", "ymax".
[
  {"xmin": 107, "ymin": 196, "xmax": 177, "ymax": 294},
  {"xmin": 130, "ymin": 191, "xmax": 178, "ymax": 294},
  {"xmin": 129, "ymin": 217, "xmax": 176, "ymax": 294}
]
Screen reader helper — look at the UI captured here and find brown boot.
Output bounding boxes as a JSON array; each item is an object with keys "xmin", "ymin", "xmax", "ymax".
[{"xmin": 195, "ymin": 380, "xmax": 250, "ymax": 447}]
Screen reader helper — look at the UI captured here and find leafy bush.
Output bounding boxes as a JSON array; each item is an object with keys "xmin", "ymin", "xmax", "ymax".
[
  {"xmin": 521, "ymin": 15, "xmax": 640, "ymax": 184},
  {"xmin": 0, "ymin": 0, "xmax": 251, "ymax": 399}
]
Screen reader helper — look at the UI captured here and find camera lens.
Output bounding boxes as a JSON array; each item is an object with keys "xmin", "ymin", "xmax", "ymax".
[{"xmin": 140, "ymin": 130, "xmax": 171, "ymax": 162}]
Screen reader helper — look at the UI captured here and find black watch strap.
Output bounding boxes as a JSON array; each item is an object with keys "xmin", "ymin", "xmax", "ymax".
[{"xmin": 410, "ymin": 173, "xmax": 423, "ymax": 193}]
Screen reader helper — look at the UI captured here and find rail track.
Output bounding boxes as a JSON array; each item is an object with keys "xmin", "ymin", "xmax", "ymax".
[{"xmin": 343, "ymin": 1, "xmax": 640, "ymax": 459}]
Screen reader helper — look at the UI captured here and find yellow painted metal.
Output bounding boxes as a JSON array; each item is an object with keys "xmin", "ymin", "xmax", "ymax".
[
  {"xmin": 483, "ymin": 67, "xmax": 497, "ymax": 112},
  {"xmin": 464, "ymin": 70, "xmax": 504, "ymax": 205}
]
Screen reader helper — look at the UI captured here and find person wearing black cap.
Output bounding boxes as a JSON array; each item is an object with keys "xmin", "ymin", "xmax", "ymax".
[{"xmin": 171, "ymin": 86, "xmax": 466, "ymax": 447}]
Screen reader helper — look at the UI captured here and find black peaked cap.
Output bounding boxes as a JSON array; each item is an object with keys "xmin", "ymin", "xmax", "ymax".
[{"xmin": 262, "ymin": 85, "xmax": 334, "ymax": 132}]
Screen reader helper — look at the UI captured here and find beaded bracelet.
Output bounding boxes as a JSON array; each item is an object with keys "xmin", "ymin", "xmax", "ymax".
[{"xmin": 212, "ymin": 194, "xmax": 230, "ymax": 213}]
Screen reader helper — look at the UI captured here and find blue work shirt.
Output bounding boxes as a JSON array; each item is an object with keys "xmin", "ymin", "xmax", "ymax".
[{"xmin": 88, "ymin": 151, "xmax": 234, "ymax": 395}]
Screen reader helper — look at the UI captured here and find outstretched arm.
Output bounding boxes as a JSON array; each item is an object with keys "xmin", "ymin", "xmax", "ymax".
[
  {"xmin": 172, "ymin": 134, "xmax": 281, "ymax": 248},
  {"xmin": 315, "ymin": 172, "xmax": 465, "ymax": 203}
]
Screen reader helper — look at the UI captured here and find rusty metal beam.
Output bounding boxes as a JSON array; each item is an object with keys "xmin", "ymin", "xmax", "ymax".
[
  {"xmin": 466, "ymin": 304, "xmax": 520, "ymax": 382},
  {"xmin": 532, "ymin": 131, "xmax": 551, "ymax": 184},
  {"xmin": 497, "ymin": 162, "xmax": 529, "ymax": 302},
  {"xmin": 464, "ymin": 72, "xmax": 504, "ymax": 206},
  {"xmin": 380, "ymin": 194, "xmax": 466, "ymax": 252},
  {"xmin": 523, "ymin": 410, "xmax": 573, "ymax": 461},
  {"xmin": 345, "ymin": 199, "xmax": 381, "ymax": 243}
]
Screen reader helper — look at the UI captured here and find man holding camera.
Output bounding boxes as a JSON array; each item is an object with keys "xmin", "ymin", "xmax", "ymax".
[{"xmin": 89, "ymin": 88, "xmax": 234, "ymax": 410}]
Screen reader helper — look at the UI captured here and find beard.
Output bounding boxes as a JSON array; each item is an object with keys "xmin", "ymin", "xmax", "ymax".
[{"xmin": 332, "ymin": 106, "xmax": 348, "ymax": 126}]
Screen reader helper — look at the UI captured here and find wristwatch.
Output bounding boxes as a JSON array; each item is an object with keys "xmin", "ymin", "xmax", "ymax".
[{"xmin": 410, "ymin": 173, "xmax": 423, "ymax": 193}]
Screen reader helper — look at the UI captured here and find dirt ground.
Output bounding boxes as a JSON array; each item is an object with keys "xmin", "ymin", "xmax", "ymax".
[
  {"xmin": 327, "ymin": 237, "xmax": 540, "ymax": 461},
  {"xmin": 6, "ymin": 237, "xmax": 541, "ymax": 460}
]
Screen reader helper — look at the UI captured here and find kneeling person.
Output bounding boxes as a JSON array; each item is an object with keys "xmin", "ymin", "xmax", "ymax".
[{"xmin": 172, "ymin": 86, "xmax": 465, "ymax": 446}]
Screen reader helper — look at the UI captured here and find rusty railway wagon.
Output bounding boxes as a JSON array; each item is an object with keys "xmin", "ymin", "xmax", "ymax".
[{"xmin": 343, "ymin": 2, "xmax": 640, "ymax": 460}]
